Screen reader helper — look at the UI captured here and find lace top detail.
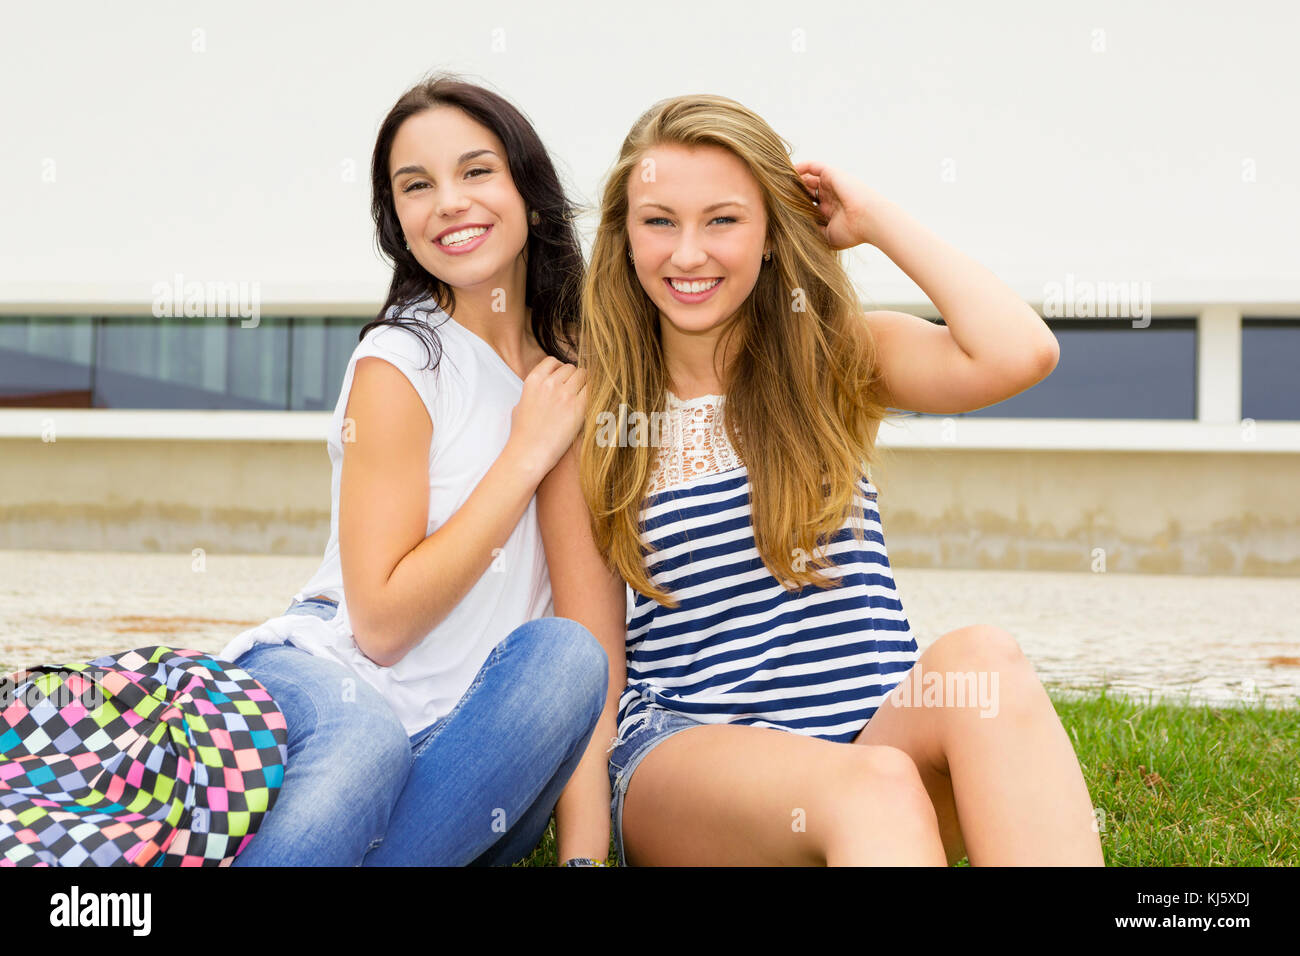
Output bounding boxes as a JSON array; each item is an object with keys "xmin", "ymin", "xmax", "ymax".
[{"xmin": 646, "ymin": 391, "xmax": 742, "ymax": 496}]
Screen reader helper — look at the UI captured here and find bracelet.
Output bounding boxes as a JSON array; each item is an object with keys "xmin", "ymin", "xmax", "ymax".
[{"xmin": 562, "ymin": 857, "xmax": 609, "ymax": 867}]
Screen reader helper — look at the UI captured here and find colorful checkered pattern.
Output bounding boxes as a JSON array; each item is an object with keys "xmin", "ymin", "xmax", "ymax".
[{"xmin": 0, "ymin": 646, "xmax": 288, "ymax": 866}]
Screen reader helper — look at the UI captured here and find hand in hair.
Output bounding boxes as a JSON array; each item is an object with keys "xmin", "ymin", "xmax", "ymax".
[{"xmin": 794, "ymin": 160, "xmax": 890, "ymax": 251}]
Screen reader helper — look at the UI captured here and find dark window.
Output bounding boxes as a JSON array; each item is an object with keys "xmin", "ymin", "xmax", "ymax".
[
  {"xmin": 912, "ymin": 317, "xmax": 1197, "ymax": 419},
  {"xmin": 96, "ymin": 316, "xmax": 289, "ymax": 409},
  {"xmin": 0, "ymin": 316, "xmax": 94, "ymax": 406},
  {"xmin": 1242, "ymin": 318, "xmax": 1300, "ymax": 421},
  {"xmin": 0, "ymin": 314, "xmax": 364, "ymax": 410},
  {"xmin": 290, "ymin": 317, "xmax": 365, "ymax": 411}
]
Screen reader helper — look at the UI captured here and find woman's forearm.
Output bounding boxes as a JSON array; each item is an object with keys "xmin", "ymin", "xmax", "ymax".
[
  {"xmin": 534, "ymin": 439, "xmax": 630, "ymax": 863},
  {"xmin": 554, "ymin": 708, "xmax": 619, "ymax": 862},
  {"xmin": 349, "ymin": 441, "xmax": 549, "ymax": 667}
]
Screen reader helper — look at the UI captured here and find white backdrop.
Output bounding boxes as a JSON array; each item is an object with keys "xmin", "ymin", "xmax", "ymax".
[{"xmin": 2, "ymin": 0, "xmax": 1297, "ymax": 309}]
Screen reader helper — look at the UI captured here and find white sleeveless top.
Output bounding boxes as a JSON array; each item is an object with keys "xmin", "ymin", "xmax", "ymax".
[{"xmin": 220, "ymin": 298, "xmax": 553, "ymax": 735}]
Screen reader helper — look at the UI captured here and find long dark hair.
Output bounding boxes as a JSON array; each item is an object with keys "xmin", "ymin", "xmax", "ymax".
[{"xmin": 359, "ymin": 72, "xmax": 585, "ymax": 368}]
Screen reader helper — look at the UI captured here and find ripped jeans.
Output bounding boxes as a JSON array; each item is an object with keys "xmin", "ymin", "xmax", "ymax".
[{"xmin": 232, "ymin": 599, "xmax": 607, "ymax": 866}]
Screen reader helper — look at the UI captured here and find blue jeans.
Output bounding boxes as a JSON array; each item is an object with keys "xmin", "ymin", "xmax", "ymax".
[{"xmin": 231, "ymin": 601, "xmax": 607, "ymax": 866}]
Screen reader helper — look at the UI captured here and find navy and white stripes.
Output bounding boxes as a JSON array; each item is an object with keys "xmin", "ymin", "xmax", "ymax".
[{"xmin": 618, "ymin": 464, "xmax": 920, "ymax": 743}]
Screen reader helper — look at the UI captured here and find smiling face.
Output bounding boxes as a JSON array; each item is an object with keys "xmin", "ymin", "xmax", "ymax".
[
  {"xmin": 389, "ymin": 105, "xmax": 530, "ymax": 290},
  {"xmin": 626, "ymin": 143, "xmax": 769, "ymax": 340}
]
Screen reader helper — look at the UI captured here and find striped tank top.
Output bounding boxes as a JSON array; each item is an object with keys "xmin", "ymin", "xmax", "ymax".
[{"xmin": 617, "ymin": 390, "xmax": 920, "ymax": 744}]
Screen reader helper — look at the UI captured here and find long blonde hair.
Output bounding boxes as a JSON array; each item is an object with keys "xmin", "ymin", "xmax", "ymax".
[{"xmin": 579, "ymin": 93, "xmax": 894, "ymax": 608}]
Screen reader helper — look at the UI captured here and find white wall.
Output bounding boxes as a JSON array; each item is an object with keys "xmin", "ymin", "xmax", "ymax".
[{"xmin": 1, "ymin": 0, "xmax": 1298, "ymax": 309}]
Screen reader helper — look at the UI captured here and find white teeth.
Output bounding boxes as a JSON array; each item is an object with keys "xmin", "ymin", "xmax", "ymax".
[
  {"xmin": 438, "ymin": 226, "xmax": 488, "ymax": 246},
  {"xmin": 669, "ymin": 278, "xmax": 721, "ymax": 294}
]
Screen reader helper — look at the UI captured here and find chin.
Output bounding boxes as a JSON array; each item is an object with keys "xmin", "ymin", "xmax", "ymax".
[
  {"xmin": 444, "ymin": 259, "xmax": 511, "ymax": 288},
  {"xmin": 660, "ymin": 307, "xmax": 729, "ymax": 335}
]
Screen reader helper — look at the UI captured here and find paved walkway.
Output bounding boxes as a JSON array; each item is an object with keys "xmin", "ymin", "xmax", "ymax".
[{"xmin": 1, "ymin": 551, "xmax": 1296, "ymax": 709}]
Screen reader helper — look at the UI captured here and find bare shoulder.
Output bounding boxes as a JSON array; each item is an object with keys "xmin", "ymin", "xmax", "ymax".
[{"xmin": 347, "ymin": 357, "xmax": 433, "ymax": 448}]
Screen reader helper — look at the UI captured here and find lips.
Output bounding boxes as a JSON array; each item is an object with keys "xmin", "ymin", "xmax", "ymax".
[
  {"xmin": 436, "ymin": 224, "xmax": 490, "ymax": 246},
  {"xmin": 663, "ymin": 276, "xmax": 724, "ymax": 303},
  {"xmin": 431, "ymin": 224, "xmax": 493, "ymax": 255},
  {"xmin": 667, "ymin": 277, "xmax": 722, "ymax": 293}
]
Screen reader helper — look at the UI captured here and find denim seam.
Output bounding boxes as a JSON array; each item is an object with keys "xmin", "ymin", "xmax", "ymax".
[{"xmin": 410, "ymin": 638, "xmax": 504, "ymax": 760}]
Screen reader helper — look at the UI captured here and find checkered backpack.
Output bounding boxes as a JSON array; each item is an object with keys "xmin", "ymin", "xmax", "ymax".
[{"xmin": 0, "ymin": 646, "xmax": 288, "ymax": 866}]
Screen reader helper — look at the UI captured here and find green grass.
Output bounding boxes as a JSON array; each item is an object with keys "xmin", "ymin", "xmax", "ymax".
[
  {"xmin": 1049, "ymin": 685, "xmax": 1299, "ymax": 866},
  {"xmin": 518, "ymin": 685, "xmax": 1300, "ymax": 866}
]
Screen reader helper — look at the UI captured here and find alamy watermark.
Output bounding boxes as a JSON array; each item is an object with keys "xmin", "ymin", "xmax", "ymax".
[
  {"xmin": 1042, "ymin": 272, "xmax": 1151, "ymax": 328},
  {"xmin": 151, "ymin": 272, "xmax": 261, "ymax": 328},
  {"xmin": 887, "ymin": 660, "xmax": 1000, "ymax": 718},
  {"xmin": 1, "ymin": 670, "xmax": 107, "ymax": 711},
  {"xmin": 595, "ymin": 405, "xmax": 671, "ymax": 447}
]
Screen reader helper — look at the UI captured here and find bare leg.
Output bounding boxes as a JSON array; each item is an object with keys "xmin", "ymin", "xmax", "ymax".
[
  {"xmin": 622, "ymin": 723, "xmax": 947, "ymax": 866},
  {"xmin": 855, "ymin": 624, "xmax": 1105, "ymax": 865}
]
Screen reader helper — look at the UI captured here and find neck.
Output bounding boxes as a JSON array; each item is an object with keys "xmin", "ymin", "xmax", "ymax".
[
  {"xmin": 659, "ymin": 311, "xmax": 738, "ymax": 399},
  {"xmin": 445, "ymin": 258, "xmax": 533, "ymax": 368}
]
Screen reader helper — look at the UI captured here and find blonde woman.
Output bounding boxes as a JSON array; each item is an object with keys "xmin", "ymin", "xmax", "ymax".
[{"xmin": 539, "ymin": 94, "xmax": 1105, "ymax": 866}]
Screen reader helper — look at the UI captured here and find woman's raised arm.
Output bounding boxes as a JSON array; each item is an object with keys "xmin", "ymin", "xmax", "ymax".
[{"xmin": 795, "ymin": 160, "xmax": 1059, "ymax": 415}]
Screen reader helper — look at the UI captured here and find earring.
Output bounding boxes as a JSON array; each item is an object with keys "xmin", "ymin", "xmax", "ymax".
[
  {"xmin": 763, "ymin": 250, "xmax": 771, "ymax": 261},
  {"xmin": 627, "ymin": 249, "xmax": 634, "ymax": 263},
  {"xmin": 404, "ymin": 241, "xmax": 410, "ymax": 251},
  {"xmin": 529, "ymin": 209, "xmax": 540, "ymax": 226}
]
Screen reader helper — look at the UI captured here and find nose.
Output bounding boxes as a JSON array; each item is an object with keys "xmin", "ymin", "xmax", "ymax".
[
  {"xmin": 670, "ymin": 227, "xmax": 709, "ymax": 272},
  {"xmin": 434, "ymin": 181, "xmax": 471, "ymax": 219}
]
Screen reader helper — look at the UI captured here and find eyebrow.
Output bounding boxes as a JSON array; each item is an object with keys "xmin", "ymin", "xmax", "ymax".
[
  {"xmin": 637, "ymin": 200, "xmax": 747, "ymax": 214},
  {"xmin": 391, "ymin": 149, "xmax": 500, "ymax": 181}
]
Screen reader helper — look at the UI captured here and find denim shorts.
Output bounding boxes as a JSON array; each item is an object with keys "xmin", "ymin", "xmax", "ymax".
[{"xmin": 607, "ymin": 706, "xmax": 707, "ymax": 866}]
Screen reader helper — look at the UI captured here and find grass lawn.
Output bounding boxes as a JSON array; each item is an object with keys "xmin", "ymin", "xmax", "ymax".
[{"xmin": 518, "ymin": 686, "xmax": 1300, "ymax": 866}]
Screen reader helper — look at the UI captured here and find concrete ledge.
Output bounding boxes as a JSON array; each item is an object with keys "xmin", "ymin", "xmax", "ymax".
[
  {"xmin": 3, "ymin": 409, "xmax": 1298, "ymax": 452},
  {"xmin": 0, "ymin": 409, "xmax": 332, "ymax": 442},
  {"xmin": 1, "ymin": 436, "xmax": 1297, "ymax": 575},
  {"xmin": 877, "ymin": 415, "xmax": 1300, "ymax": 452}
]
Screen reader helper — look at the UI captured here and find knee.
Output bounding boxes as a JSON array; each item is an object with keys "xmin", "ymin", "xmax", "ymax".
[
  {"xmin": 927, "ymin": 625, "xmax": 1046, "ymax": 721},
  {"xmin": 811, "ymin": 747, "xmax": 945, "ymax": 866},
  {"xmin": 932, "ymin": 624, "xmax": 1030, "ymax": 673},
  {"xmin": 310, "ymin": 683, "xmax": 411, "ymax": 782},
  {"xmin": 832, "ymin": 746, "xmax": 937, "ymax": 832},
  {"xmin": 519, "ymin": 617, "xmax": 608, "ymax": 732},
  {"xmin": 365, "ymin": 710, "xmax": 413, "ymax": 780},
  {"xmin": 849, "ymin": 745, "xmax": 930, "ymax": 796},
  {"xmin": 539, "ymin": 617, "xmax": 609, "ymax": 703}
]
